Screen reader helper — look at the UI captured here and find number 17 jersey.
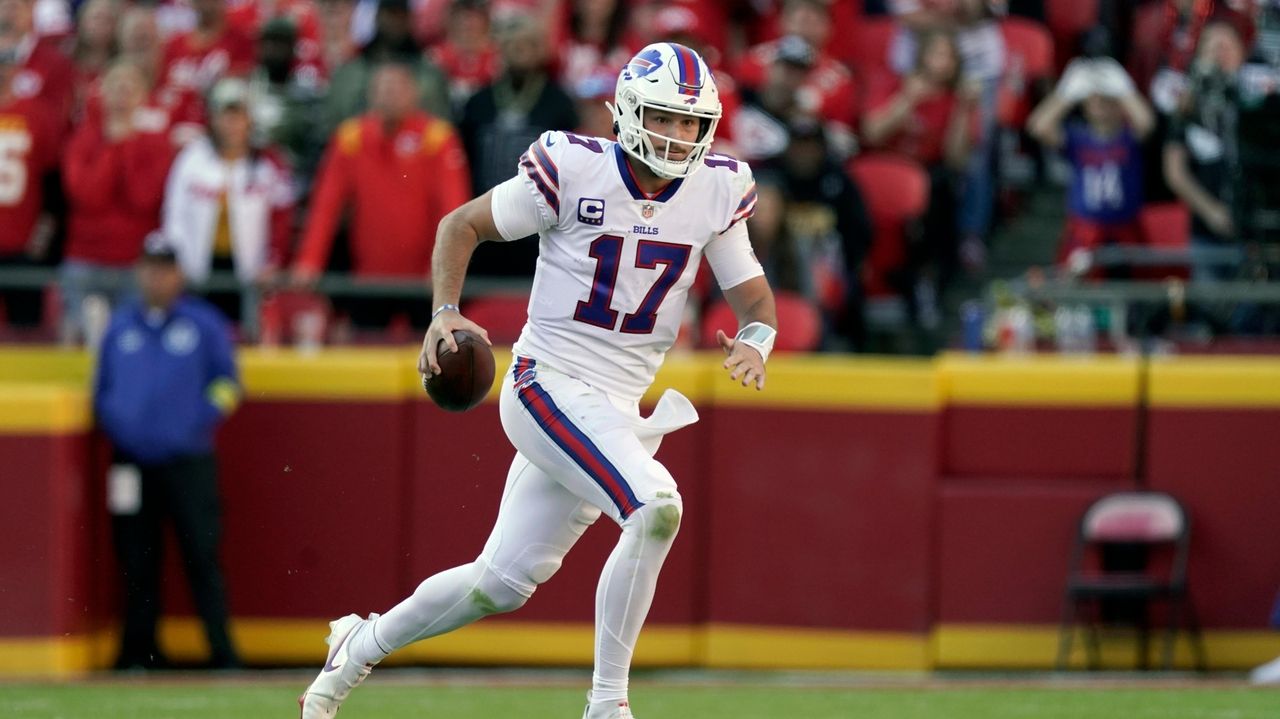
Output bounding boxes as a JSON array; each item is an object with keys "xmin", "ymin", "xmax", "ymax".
[{"xmin": 489, "ymin": 130, "xmax": 762, "ymax": 402}]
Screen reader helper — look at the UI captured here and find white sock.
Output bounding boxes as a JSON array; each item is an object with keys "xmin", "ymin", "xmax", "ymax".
[
  {"xmin": 591, "ymin": 500, "xmax": 681, "ymax": 704},
  {"xmin": 349, "ymin": 561, "xmax": 527, "ymax": 666}
]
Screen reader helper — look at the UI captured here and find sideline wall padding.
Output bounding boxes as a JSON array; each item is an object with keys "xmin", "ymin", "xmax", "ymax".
[
  {"xmin": 3, "ymin": 350, "xmax": 1280, "ymax": 673},
  {"xmin": 1146, "ymin": 358, "xmax": 1280, "ymax": 629}
]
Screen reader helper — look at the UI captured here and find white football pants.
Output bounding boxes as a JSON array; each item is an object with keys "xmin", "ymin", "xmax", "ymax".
[{"xmin": 356, "ymin": 356, "xmax": 698, "ymax": 705}]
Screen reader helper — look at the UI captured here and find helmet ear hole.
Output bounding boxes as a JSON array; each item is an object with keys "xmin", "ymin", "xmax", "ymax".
[{"xmin": 612, "ymin": 120, "xmax": 619, "ymax": 135}]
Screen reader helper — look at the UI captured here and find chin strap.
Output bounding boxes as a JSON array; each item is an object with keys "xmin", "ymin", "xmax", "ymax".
[{"xmin": 734, "ymin": 322, "xmax": 776, "ymax": 363}]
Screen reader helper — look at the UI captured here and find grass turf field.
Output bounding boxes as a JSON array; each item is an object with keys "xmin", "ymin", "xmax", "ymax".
[{"xmin": 3, "ymin": 670, "xmax": 1278, "ymax": 719}]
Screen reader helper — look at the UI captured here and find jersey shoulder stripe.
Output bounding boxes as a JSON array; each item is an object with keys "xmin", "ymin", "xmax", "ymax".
[
  {"xmin": 519, "ymin": 152, "xmax": 560, "ymax": 214},
  {"xmin": 530, "ymin": 141, "xmax": 560, "ymax": 188}
]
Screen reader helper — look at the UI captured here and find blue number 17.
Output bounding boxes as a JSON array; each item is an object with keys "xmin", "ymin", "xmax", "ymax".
[{"xmin": 573, "ymin": 235, "xmax": 692, "ymax": 335}]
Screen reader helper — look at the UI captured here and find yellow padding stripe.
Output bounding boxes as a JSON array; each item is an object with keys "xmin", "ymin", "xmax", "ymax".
[
  {"xmin": 701, "ymin": 623, "xmax": 929, "ymax": 670},
  {"xmin": 0, "ymin": 385, "xmax": 91, "ymax": 434},
  {"xmin": 239, "ymin": 349, "xmax": 410, "ymax": 400},
  {"xmin": 5, "ymin": 621, "xmax": 1279, "ymax": 675},
  {"xmin": 932, "ymin": 624, "xmax": 1280, "ymax": 670},
  {"xmin": 0, "ymin": 635, "xmax": 92, "ymax": 677},
  {"xmin": 157, "ymin": 618, "xmax": 694, "ymax": 667},
  {"xmin": 939, "ymin": 354, "xmax": 1141, "ymax": 406},
  {"xmin": 712, "ymin": 355, "xmax": 940, "ymax": 410},
  {"xmin": 1148, "ymin": 357, "xmax": 1280, "ymax": 407},
  {"xmin": 0, "ymin": 348, "xmax": 93, "ymax": 385}
]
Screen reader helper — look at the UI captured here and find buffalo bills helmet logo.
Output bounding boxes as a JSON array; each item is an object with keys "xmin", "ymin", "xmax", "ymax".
[{"xmin": 628, "ymin": 48, "xmax": 664, "ymax": 80}]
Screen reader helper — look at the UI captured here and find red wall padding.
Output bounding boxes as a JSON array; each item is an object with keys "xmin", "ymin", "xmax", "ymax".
[
  {"xmin": 10, "ymin": 389, "xmax": 1280, "ymax": 654},
  {"xmin": 1146, "ymin": 409, "xmax": 1280, "ymax": 628},
  {"xmin": 936, "ymin": 479, "xmax": 1128, "ymax": 624},
  {"xmin": 0, "ymin": 434, "xmax": 92, "ymax": 636},
  {"xmin": 213, "ymin": 402, "xmax": 412, "ymax": 617},
  {"xmin": 943, "ymin": 407, "xmax": 1138, "ymax": 479},
  {"xmin": 705, "ymin": 409, "xmax": 937, "ymax": 631}
]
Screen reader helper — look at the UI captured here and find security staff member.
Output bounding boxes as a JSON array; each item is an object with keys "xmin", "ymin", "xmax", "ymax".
[{"xmin": 93, "ymin": 233, "xmax": 242, "ymax": 670}]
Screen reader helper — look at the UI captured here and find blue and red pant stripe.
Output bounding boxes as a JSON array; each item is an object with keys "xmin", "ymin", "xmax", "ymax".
[{"xmin": 512, "ymin": 357, "xmax": 644, "ymax": 518}]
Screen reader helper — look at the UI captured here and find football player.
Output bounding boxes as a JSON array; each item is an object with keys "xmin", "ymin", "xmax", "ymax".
[{"xmin": 301, "ymin": 42, "xmax": 777, "ymax": 719}]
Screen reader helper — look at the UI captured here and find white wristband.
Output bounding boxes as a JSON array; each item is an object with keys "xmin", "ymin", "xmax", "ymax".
[{"xmin": 734, "ymin": 322, "xmax": 776, "ymax": 363}]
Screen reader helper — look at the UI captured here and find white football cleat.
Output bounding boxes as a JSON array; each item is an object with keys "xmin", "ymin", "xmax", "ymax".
[
  {"xmin": 582, "ymin": 692, "xmax": 635, "ymax": 719},
  {"xmin": 298, "ymin": 613, "xmax": 376, "ymax": 718},
  {"xmin": 1251, "ymin": 655, "xmax": 1280, "ymax": 684}
]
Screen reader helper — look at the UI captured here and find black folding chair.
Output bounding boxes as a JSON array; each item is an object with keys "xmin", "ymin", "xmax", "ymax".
[{"xmin": 1056, "ymin": 491, "xmax": 1207, "ymax": 671}]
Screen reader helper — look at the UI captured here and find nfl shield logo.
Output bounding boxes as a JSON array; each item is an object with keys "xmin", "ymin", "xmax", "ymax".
[{"xmin": 641, "ymin": 203, "xmax": 655, "ymax": 219}]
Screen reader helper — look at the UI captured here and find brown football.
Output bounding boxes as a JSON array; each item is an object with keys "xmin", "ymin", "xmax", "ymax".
[{"xmin": 423, "ymin": 330, "xmax": 496, "ymax": 412}]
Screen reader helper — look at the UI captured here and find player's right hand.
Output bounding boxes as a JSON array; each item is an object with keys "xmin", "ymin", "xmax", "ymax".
[{"xmin": 419, "ymin": 311, "xmax": 492, "ymax": 376}]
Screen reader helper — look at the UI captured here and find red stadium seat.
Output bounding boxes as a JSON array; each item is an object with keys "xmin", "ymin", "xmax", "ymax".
[
  {"xmin": 1139, "ymin": 202, "xmax": 1191, "ymax": 249},
  {"xmin": 998, "ymin": 18, "xmax": 1055, "ymax": 128},
  {"xmin": 846, "ymin": 153, "xmax": 930, "ymax": 297},
  {"xmin": 1045, "ymin": 0, "xmax": 1100, "ymax": 71},
  {"xmin": 1138, "ymin": 202, "xmax": 1192, "ymax": 279},
  {"xmin": 462, "ymin": 294, "xmax": 531, "ymax": 345},
  {"xmin": 848, "ymin": 17, "xmax": 897, "ymax": 77},
  {"xmin": 700, "ymin": 292, "xmax": 822, "ymax": 352}
]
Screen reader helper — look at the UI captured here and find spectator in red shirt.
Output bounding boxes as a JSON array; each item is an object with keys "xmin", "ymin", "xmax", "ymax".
[
  {"xmin": 0, "ymin": 0, "xmax": 75, "ymax": 132},
  {"xmin": 61, "ymin": 60, "xmax": 175, "ymax": 342},
  {"xmin": 646, "ymin": 3, "xmax": 742, "ymax": 146},
  {"xmin": 292, "ymin": 62, "xmax": 469, "ymax": 298},
  {"xmin": 80, "ymin": 7, "xmax": 204, "ymax": 147},
  {"xmin": 227, "ymin": 0, "xmax": 325, "ymax": 74},
  {"xmin": 863, "ymin": 29, "xmax": 980, "ymax": 327},
  {"xmin": 0, "ymin": 49, "xmax": 57, "ymax": 327},
  {"xmin": 67, "ymin": 0, "xmax": 118, "ymax": 121},
  {"xmin": 160, "ymin": 0, "xmax": 257, "ymax": 97},
  {"xmin": 734, "ymin": 0, "xmax": 858, "ymax": 130},
  {"xmin": 558, "ymin": 0, "xmax": 633, "ymax": 102},
  {"xmin": 429, "ymin": 0, "xmax": 499, "ymax": 113}
]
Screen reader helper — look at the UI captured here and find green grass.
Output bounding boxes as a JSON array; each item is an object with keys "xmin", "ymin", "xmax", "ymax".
[{"xmin": 2, "ymin": 676, "xmax": 1277, "ymax": 719}]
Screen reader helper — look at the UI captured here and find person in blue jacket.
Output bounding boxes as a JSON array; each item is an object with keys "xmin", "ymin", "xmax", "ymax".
[{"xmin": 93, "ymin": 233, "xmax": 242, "ymax": 670}]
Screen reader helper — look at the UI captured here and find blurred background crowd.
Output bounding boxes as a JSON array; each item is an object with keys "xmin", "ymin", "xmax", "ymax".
[{"xmin": 2, "ymin": 0, "xmax": 1279, "ymax": 354}]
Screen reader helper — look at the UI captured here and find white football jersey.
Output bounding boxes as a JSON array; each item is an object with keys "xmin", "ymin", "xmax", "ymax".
[{"xmin": 490, "ymin": 130, "xmax": 763, "ymax": 402}]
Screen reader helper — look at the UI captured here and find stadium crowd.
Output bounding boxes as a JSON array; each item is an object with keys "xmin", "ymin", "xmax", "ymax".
[{"xmin": 0, "ymin": 0, "xmax": 1275, "ymax": 350}]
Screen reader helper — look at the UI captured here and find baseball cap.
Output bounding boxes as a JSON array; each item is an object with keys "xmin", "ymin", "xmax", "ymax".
[
  {"xmin": 140, "ymin": 231, "xmax": 179, "ymax": 264},
  {"xmin": 208, "ymin": 77, "xmax": 251, "ymax": 113},
  {"xmin": 775, "ymin": 35, "xmax": 816, "ymax": 69}
]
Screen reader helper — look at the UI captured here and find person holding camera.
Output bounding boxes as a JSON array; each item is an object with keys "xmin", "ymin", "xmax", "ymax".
[{"xmin": 1028, "ymin": 56, "xmax": 1155, "ymax": 276}]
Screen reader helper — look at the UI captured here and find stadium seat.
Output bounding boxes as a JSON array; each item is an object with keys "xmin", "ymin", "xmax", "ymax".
[
  {"xmin": 848, "ymin": 17, "xmax": 897, "ymax": 77},
  {"xmin": 997, "ymin": 18, "xmax": 1055, "ymax": 129},
  {"xmin": 1045, "ymin": 0, "xmax": 1100, "ymax": 71},
  {"xmin": 1139, "ymin": 202, "xmax": 1191, "ymax": 250},
  {"xmin": 1138, "ymin": 202, "xmax": 1192, "ymax": 279},
  {"xmin": 846, "ymin": 153, "xmax": 930, "ymax": 297},
  {"xmin": 1056, "ymin": 491, "xmax": 1207, "ymax": 671},
  {"xmin": 462, "ymin": 294, "xmax": 531, "ymax": 345},
  {"xmin": 700, "ymin": 291, "xmax": 821, "ymax": 352}
]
